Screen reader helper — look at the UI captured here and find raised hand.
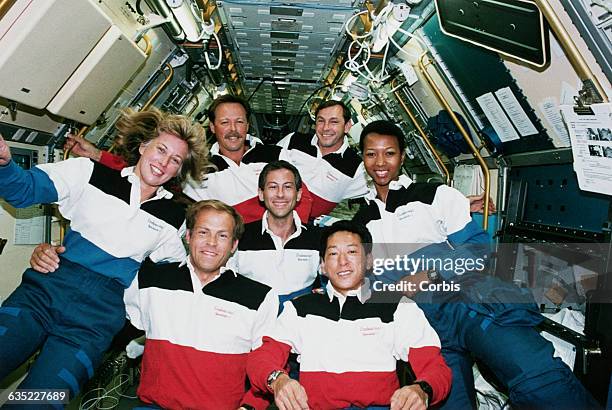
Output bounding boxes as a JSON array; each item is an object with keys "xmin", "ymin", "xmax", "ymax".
[
  {"xmin": 0, "ymin": 133, "xmax": 12, "ymax": 166},
  {"xmin": 64, "ymin": 132, "xmax": 101, "ymax": 161}
]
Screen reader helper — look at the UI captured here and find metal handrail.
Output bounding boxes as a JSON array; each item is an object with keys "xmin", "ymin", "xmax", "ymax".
[
  {"xmin": 418, "ymin": 53, "xmax": 491, "ymax": 230},
  {"xmin": 534, "ymin": 0, "xmax": 608, "ymax": 102},
  {"xmin": 391, "ymin": 78, "xmax": 450, "ymax": 185},
  {"xmin": 143, "ymin": 63, "xmax": 174, "ymax": 110}
]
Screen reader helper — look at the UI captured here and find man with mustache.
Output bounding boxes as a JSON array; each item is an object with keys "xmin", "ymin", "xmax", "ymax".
[{"xmin": 184, "ymin": 95, "xmax": 313, "ymax": 223}]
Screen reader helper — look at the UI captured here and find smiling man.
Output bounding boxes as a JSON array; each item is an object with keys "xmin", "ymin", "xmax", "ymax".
[
  {"xmin": 247, "ymin": 220, "xmax": 451, "ymax": 410},
  {"xmin": 228, "ymin": 160, "xmax": 321, "ymax": 306},
  {"xmin": 0, "ymin": 108, "xmax": 209, "ymax": 402},
  {"xmin": 184, "ymin": 95, "xmax": 313, "ymax": 223},
  {"xmin": 278, "ymin": 100, "xmax": 368, "ymax": 218},
  {"xmin": 125, "ymin": 200, "xmax": 278, "ymax": 410}
]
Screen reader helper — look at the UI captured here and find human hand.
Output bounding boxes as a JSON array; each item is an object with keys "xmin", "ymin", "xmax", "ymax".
[
  {"xmin": 390, "ymin": 384, "xmax": 429, "ymax": 410},
  {"xmin": 30, "ymin": 243, "xmax": 66, "ymax": 273},
  {"xmin": 467, "ymin": 193, "xmax": 496, "ymax": 214},
  {"xmin": 64, "ymin": 133, "xmax": 101, "ymax": 161},
  {"xmin": 272, "ymin": 373, "xmax": 309, "ymax": 410},
  {"xmin": 0, "ymin": 133, "xmax": 12, "ymax": 166}
]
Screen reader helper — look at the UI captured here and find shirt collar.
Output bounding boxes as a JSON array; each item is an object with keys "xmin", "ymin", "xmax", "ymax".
[
  {"xmin": 365, "ymin": 174, "xmax": 413, "ymax": 203},
  {"xmin": 120, "ymin": 166, "xmax": 173, "ymax": 199},
  {"xmin": 325, "ymin": 277, "xmax": 372, "ymax": 304},
  {"xmin": 261, "ymin": 210, "xmax": 303, "ymax": 237},
  {"xmin": 310, "ymin": 134, "xmax": 350, "ymax": 156},
  {"xmin": 210, "ymin": 134, "xmax": 262, "ymax": 156},
  {"xmin": 181, "ymin": 256, "xmax": 236, "ymax": 288}
]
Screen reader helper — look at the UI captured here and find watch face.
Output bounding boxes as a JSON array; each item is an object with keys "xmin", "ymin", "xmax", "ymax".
[{"xmin": 166, "ymin": 0, "xmax": 183, "ymax": 8}]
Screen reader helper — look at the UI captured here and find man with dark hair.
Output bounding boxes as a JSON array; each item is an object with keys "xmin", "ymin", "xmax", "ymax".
[
  {"xmin": 355, "ymin": 119, "xmax": 599, "ymax": 410},
  {"xmin": 0, "ymin": 109, "xmax": 209, "ymax": 399},
  {"xmin": 257, "ymin": 159, "xmax": 303, "ymax": 192},
  {"xmin": 315, "ymin": 99, "xmax": 352, "ymax": 123},
  {"xmin": 228, "ymin": 160, "xmax": 320, "ymax": 307},
  {"xmin": 59, "ymin": 95, "xmax": 313, "ymax": 224},
  {"xmin": 278, "ymin": 100, "xmax": 368, "ymax": 218},
  {"xmin": 124, "ymin": 199, "xmax": 278, "ymax": 409},
  {"xmin": 184, "ymin": 95, "xmax": 313, "ymax": 223},
  {"xmin": 207, "ymin": 93, "xmax": 252, "ymax": 125},
  {"xmin": 247, "ymin": 220, "xmax": 451, "ymax": 410}
]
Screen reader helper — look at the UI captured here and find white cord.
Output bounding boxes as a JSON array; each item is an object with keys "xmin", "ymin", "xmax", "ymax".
[
  {"xmin": 79, "ymin": 372, "xmax": 139, "ymax": 410},
  {"xmin": 204, "ymin": 31, "xmax": 222, "ymax": 70},
  {"xmin": 389, "ymin": 34, "xmax": 422, "ymax": 61},
  {"xmin": 396, "ymin": 27, "xmax": 429, "ymax": 50},
  {"xmin": 344, "ymin": 9, "xmax": 373, "ymax": 40}
]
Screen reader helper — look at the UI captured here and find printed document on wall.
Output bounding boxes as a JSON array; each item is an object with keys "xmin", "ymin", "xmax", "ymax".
[{"xmin": 560, "ymin": 103, "xmax": 612, "ymax": 195}]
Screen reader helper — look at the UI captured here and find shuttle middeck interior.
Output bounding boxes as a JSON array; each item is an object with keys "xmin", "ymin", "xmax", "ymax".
[{"xmin": 0, "ymin": 0, "xmax": 611, "ymax": 408}]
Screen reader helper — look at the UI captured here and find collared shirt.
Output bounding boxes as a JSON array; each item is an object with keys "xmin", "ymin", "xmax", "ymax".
[
  {"xmin": 183, "ymin": 257, "xmax": 235, "ymax": 290},
  {"xmin": 125, "ymin": 259, "xmax": 278, "ymax": 410},
  {"xmin": 307, "ymin": 134, "xmax": 351, "ymax": 157},
  {"xmin": 355, "ymin": 174, "xmax": 472, "ymax": 244},
  {"xmin": 121, "ymin": 166, "xmax": 174, "ymax": 215},
  {"xmin": 277, "ymin": 132, "xmax": 368, "ymax": 217},
  {"xmin": 324, "ymin": 277, "xmax": 372, "ymax": 310},
  {"xmin": 260, "ymin": 210, "xmax": 303, "ymax": 247},
  {"xmin": 183, "ymin": 135, "xmax": 297, "ymax": 224},
  {"xmin": 247, "ymin": 275, "xmax": 450, "ymax": 409},
  {"xmin": 0, "ymin": 158, "xmax": 186, "ymax": 287},
  {"xmin": 227, "ymin": 210, "xmax": 320, "ymax": 296},
  {"xmin": 209, "ymin": 134, "xmax": 265, "ymax": 167}
]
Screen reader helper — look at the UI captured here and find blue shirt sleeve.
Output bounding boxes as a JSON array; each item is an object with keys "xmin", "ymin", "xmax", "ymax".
[{"xmin": 0, "ymin": 160, "xmax": 59, "ymax": 208}]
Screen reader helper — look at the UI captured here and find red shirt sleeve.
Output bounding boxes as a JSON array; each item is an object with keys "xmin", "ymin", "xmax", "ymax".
[
  {"xmin": 408, "ymin": 346, "xmax": 452, "ymax": 405},
  {"xmin": 99, "ymin": 150, "xmax": 128, "ymax": 171},
  {"xmin": 295, "ymin": 183, "xmax": 314, "ymax": 223},
  {"xmin": 241, "ymin": 387, "xmax": 272, "ymax": 410},
  {"xmin": 246, "ymin": 336, "xmax": 293, "ymax": 395}
]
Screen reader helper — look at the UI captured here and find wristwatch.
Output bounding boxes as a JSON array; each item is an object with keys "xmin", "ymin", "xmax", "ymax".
[
  {"xmin": 413, "ymin": 380, "xmax": 433, "ymax": 406},
  {"xmin": 426, "ymin": 269, "xmax": 439, "ymax": 283},
  {"xmin": 266, "ymin": 369, "xmax": 287, "ymax": 392}
]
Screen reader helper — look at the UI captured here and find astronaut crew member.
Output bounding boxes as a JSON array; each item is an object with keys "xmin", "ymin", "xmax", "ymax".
[
  {"xmin": 277, "ymin": 100, "xmax": 369, "ymax": 218},
  {"xmin": 124, "ymin": 200, "xmax": 278, "ymax": 409},
  {"xmin": 247, "ymin": 220, "xmax": 452, "ymax": 410},
  {"xmin": 227, "ymin": 160, "xmax": 322, "ymax": 307},
  {"xmin": 0, "ymin": 108, "xmax": 209, "ymax": 399},
  {"xmin": 353, "ymin": 120, "xmax": 600, "ymax": 410}
]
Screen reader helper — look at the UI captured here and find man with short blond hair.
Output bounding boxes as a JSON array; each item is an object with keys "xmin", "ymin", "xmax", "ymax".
[{"xmin": 125, "ymin": 199, "xmax": 278, "ymax": 410}]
